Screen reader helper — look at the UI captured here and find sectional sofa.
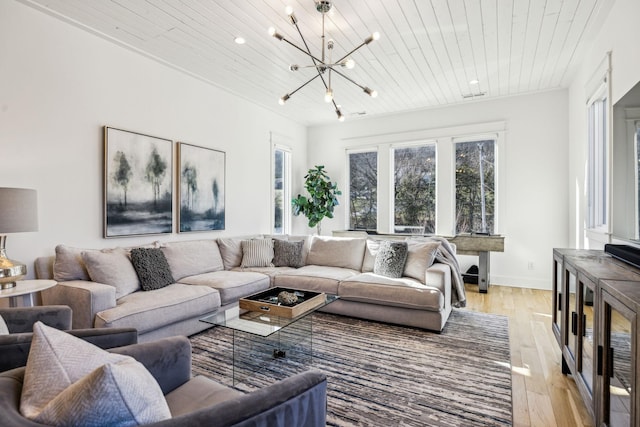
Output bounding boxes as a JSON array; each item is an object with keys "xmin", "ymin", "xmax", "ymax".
[{"xmin": 35, "ymin": 235, "xmax": 465, "ymax": 342}]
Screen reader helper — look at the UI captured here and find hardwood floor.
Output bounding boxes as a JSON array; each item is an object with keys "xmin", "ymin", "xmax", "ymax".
[{"xmin": 464, "ymin": 284, "xmax": 593, "ymax": 427}]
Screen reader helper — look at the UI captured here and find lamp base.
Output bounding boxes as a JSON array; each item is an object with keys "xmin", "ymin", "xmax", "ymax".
[{"xmin": 0, "ymin": 238, "xmax": 27, "ymax": 289}]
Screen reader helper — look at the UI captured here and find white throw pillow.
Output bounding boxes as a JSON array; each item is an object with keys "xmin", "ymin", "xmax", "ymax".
[
  {"xmin": 53, "ymin": 244, "xmax": 91, "ymax": 281},
  {"xmin": 20, "ymin": 322, "xmax": 171, "ymax": 426},
  {"xmin": 0, "ymin": 314, "xmax": 8, "ymax": 335},
  {"xmin": 81, "ymin": 248, "xmax": 140, "ymax": 299},
  {"xmin": 403, "ymin": 241, "xmax": 441, "ymax": 283},
  {"xmin": 241, "ymin": 239, "xmax": 274, "ymax": 268},
  {"xmin": 217, "ymin": 238, "xmax": 243, "ymax": 270}
]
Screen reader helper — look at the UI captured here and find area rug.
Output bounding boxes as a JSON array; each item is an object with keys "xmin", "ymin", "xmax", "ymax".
[{"xmin": 190, "ymin": 309, "xmax": 512, "ymax": 426}]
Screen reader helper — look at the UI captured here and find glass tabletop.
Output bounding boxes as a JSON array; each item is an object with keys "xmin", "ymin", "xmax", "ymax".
[{"xmin": 201, "ymin": 294, "xmax": 338, "ymax": 337}]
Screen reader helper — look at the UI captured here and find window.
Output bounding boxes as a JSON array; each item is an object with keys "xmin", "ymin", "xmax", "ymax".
[
  {"xmin": 273, "ymin": 146, "xmax": 291, "ymax": 234},
  {"xmin": 455, "ymin": 139, "xmax": 495, "ymax": 234},
  {"xmin": 587, "ymin": 95, "xmax": 608, "ymax": 229},
  {"xmin": 348, "ymin": 150, "xmax": 377, "ymax": 230},
  {"xmin": 392, "ymin": 144, "xmax": 436, "ymax": 234}
]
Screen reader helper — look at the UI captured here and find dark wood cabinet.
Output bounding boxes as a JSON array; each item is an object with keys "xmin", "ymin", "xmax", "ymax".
[{"xmin": 552, "ymin": 249, "xmax": 640, "ymax": 425}]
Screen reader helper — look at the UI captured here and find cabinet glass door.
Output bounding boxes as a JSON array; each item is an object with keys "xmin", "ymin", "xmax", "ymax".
[
  {"xmin": 579, "ymin": 279, "xmax": 596, "ymax": 397},
  {"xmin": 567, "ymin": 269, "xmax": 577, "ymax": 358},
  {"xmin": 606, "ymin": 304, "xmax": 632, "ymax": 426},
  {"xmin": 553, "ymin": 256, "xmax": 562, "ymax": 339}
]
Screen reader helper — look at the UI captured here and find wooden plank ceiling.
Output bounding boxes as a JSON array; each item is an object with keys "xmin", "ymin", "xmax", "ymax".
[{"xmin": 19, "ymin": 0, "xmax": 611, "ymax": 125}]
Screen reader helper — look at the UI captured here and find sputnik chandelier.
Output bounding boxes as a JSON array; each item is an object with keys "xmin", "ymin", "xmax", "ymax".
[{"xmin": 268, "ymin": 0, "xmax": 380, "ymax": 121}]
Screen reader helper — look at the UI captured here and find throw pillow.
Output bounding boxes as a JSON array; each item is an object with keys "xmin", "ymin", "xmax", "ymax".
[
  {"xmin": 403, "ymin": 240, "xmax": 441, "ymax": 283},
  {"xmin": 217, "ymin": 238, "xmax": 243, "ymax": 270},
  {"xmin": 130, "ymin": 248, "xmax": 175, "ymax": 291},
  {"xmin": 374, "ymin": 241, "xmax": 409, "ymax": 278},
  {"xmin": 273, "ymin": 239, "xmax": 305, "ymax": 268},
  {"xmin": 240, "ymin": 239, "xmax": 274, "ymax": 268},
  {"xmin": 20, "ymin": 322, "xmax": 171, "ymax": 425},
  {"xmin": 361, "ymin": 239, "xmax": 381, "ymax": 272},
  {"xmin": 81, "ymin": 248, "xmax": 140, "ymax": 299},
  {"xmin": 53, "ymin": 244, "xmax": 91, "ymax": 282},
  {"xmin": 0, "ymin": 314, "xmax": 8, "ymax": 335},
  {"xmin": 160, "ymin": 240, "xmax": 224, "ymax": 280}
]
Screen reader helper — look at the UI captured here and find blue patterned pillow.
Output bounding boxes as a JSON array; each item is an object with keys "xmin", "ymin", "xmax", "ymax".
[{"xmin": 374, "ymin": 241, "xmax": 408, "ymax": 278}]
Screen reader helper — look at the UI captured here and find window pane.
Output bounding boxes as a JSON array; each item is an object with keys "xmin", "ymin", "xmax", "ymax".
[
  {"xmin": 349, "ymin": 151, "xmax": 377, "ymax": 230},
  {"xmin": 273, "ymin": 149, "xmax": 289, "ymax": 234},
  {"xmin": 587, "ymin": 98, "xmax": 607, "ymax": 228},
  {"xmin": 455, "ymin": 140, "xmax": 495, "ymax": 234},
  {"xmin": 394, "ymin": 145, "xmax": 436, "ymax": 234}
]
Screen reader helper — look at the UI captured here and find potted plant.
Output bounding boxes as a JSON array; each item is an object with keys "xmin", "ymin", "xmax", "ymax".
[{"xmin": 292, "ymin": 165, "xmax": 342, "ymax": 234}]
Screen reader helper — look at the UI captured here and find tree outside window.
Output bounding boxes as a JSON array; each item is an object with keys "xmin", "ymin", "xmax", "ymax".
[
  {"xmin": 393, "ymin": 144, "xmax": 436, "ymax": 234},
  {"xmin": 455, "ymin": 140, "xmax": 495, "ymax": 234},
  {"xmin": 348, "ymin": 151, "xmax": 377, "ymax": 230},
  {"xmin": 273, "ymin": 147, "xmax": 291, "ymax": 234}
]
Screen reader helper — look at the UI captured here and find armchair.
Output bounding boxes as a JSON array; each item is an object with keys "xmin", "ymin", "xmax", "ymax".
[
  {"xmin": 0, "ymin": 336, "xmax": 328, "ymax": 426},
  {"xmin": 0, "ymin": 306, "xmax": 137, "ymax": 372}
]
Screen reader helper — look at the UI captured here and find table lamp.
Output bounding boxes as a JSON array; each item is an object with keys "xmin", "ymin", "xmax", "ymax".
[{"xmin": 0, "ymin": 188, "xmax": 38, "ymax": 289}]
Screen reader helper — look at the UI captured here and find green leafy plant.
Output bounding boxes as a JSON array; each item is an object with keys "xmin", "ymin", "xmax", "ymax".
[{"xmin": 292, "ymin": 165, "xmax": 342, "ymax": 234}]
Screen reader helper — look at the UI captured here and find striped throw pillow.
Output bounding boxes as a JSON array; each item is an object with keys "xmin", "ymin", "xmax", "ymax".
[{"xmin": 241, "ymin": 239, "xmax": 274, "ymax": 268}]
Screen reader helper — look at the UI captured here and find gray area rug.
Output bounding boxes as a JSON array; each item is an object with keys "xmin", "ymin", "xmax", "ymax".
[{"xmin": 190, "ymin": 309, "xmax": 512, "ymax": 426}]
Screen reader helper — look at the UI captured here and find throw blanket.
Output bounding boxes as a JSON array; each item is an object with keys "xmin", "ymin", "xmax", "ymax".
[{"xmin": 413, "ymin": 236, "xmax": 466, "ymax": 308}]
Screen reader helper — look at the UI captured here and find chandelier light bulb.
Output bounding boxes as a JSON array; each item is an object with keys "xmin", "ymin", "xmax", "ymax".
[
  {"xmin": 364, "ymin": 87, "xmax": 378, "ymax": 98},
  {"xmin": 285, "ymin": 6, "xmax": 293, "ymax": 15},
  {"xmin": 365, "ymin": 32, "xmax": 381, "ymax": 44},
  {"xmin": 344, "ymin": 58, "xmax": 355, "ymax": 69},
  {"xmin": 268, "ymin": 27, "xmax": 275, "ymax": 36},
  {"xmin": 373, "ymin": 32, "xmax": 380, "ymax": 41},
  {"xmin": 279, "ymin": 94, "xmax": 290, "ymax": 105},
  {"xmin": 337, "ymin": 109, "xmax": 345, "ymax": 122},
  {"xmin": 325, "ymin": 88, "xmax": 334, "ymax": 103}
]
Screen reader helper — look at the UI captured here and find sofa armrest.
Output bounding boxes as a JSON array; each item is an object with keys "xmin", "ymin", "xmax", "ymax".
[
  {"xmin": 425, "ymin": 263, "xmax": 452, "ymax": 308},
  {"xmin": 109, "ymin": 336, "xmax": 192, "ymax": 395},
  {"xmin": 163, "ymin": 370, "xmax": 327, "ymax": 427},
  {"xmin": 0, "ymin": 327, "xmax": 138, "ymax": 373},
  {"xmin": 0, "ymin": 306, "xmax": 72, "ymax": 333},
  {"xmin": 41, "ymin": 281, "xmax": 116, "ymax": 329}
]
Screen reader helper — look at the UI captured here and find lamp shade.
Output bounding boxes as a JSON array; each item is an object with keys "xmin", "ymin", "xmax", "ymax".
[{"xmin": 0, "ymin": 188, "xmax": 38, "ymax": 233}]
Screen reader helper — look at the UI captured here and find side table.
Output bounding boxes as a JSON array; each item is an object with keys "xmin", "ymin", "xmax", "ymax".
[{"xmin": 0, "ymin": 280, "xmax": 57, "ymax": 307}]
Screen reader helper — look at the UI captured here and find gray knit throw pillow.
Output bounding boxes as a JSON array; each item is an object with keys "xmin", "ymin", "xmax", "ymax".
[
  {"xmin": 130, "ymin": 248, "xmax": 175, "ymax": 291},
  {"xmin": 374, "ymin": 240, "xmax": 408, "ymax": 278},
  {"xmin": 273, "ymin": 239, "xmax": 305, "ymax": 268}
]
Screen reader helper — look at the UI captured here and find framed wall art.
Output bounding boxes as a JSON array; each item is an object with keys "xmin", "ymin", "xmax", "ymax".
[
  {"xmin": 178, "ymin": 142, "xmax": 226, "ymax": 232},
  {"xmin": 104, "ymin": 126, "xmax": 173, "ymax": 238}
]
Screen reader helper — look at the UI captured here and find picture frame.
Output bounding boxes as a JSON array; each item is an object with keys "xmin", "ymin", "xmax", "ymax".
[
  {"xmin": 104, "ymin": 127, "xmax": 173, "ymax": 238},
  {"xmin": 177, "ymin": 142, "xmax": 226, "ymax": 232}
]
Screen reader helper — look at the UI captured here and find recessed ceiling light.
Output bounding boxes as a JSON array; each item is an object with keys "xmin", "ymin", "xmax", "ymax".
[
  {"xmin": 234, "ymin": 37, "xmax": 246, "ymax": 45},
  {"xmin": 469, "ymin": 79, "xmax": 479, "ymax": 85}
]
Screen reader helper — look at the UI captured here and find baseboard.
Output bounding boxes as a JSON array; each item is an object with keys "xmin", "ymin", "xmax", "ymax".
[{"xmin": 484, "ymin": 275, "xmax": 551, "ymax": 291}]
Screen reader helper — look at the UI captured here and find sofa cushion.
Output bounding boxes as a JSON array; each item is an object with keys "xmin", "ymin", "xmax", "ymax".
[
  {"xmin": 340, "ymin": 273, "xmax": 444, "ymax": 311},
  {"xmin": 130, "ymin": 248, "xmax": 175, "ymax": 291},
  {"xmin": 179, "ymin": 271, "xmax": 270, "ymax": 305},
  {"xmin": 53, "ymin": 244, "xmax": 90, "ymax": 281},
  {"xmin": 165, "ymin": 375, "xmax": 243, "ymax": 417},
  {"xmin": 161, "ymin": 240, "xmax": 224, "ymax": 280},
  {"xmin": 81, "ymin": 248, "xmax": 140, "ymax": 299},
  {"xmin": 306, "ymin": 236, "xmax": 366, "ymax": 271},
  {"xmin": 273, "ymin": 265, "xmax": 360, "ymax": 295},
  {"xmin": 94, "ymin": 283, "xmax": 220, "ymax": 333},
  {"xmin": 241, "ymin": 239, "xmax": 274, "ymax": 268},
  {"xmin": 273, "ymin": 239, "xmax": 305, "ymax": 268},
  {"xmin": 217, "ymin": 238, "xmax": 243, "ymax": 270},
  {"xmin": 403, "ymin": 241, "xmax": 441, "ymax": 283},
  {"xmin": 20, "ymin": 322, "xmax": 170, "ymax": 425},
  {"xmin": 374, "ymin": 241, "xmax": 408, "ymax": 278}
]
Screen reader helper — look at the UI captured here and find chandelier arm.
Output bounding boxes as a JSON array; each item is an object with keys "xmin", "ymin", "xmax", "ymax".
[
  {"xmin": 334, "ymin": 41, "xmax": 368, "ymax": 65},
  {"xmin": 331, "ymin": 68, "xmax": 368, "ymax": 90},
  {"xmin": 288, "ymin": 74, "xmax": 323, "ymax": 97},
  {"xmin": 289, "ymin": 20, "xmax": 332, "ymax": 91},
  {"xmin": 280, "ymin": 37, "xmax": 324, "ymax": 64}
]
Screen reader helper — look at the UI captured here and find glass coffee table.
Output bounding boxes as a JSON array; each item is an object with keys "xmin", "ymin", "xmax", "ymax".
[{"xmin": 200, "ymin": 293, "xmax": 338, "ymax": 385}]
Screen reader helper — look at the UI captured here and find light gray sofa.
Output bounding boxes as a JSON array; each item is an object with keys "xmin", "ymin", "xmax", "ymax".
[{"xmin": 35, "ymin": 235, "xmax": 464, "ymax": 342}]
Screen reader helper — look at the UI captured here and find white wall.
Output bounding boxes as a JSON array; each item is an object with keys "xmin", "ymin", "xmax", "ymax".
[
  {"xmin": 0, "ymin": 0, "xmax": 307, "ymax": 277},
  {"xmin": 307, "ymin": 90, "xmax": 569, "ymax": 289},
  {"xmin": 567, "ymin": 0, "xmax": 640, "ymax": 250}
]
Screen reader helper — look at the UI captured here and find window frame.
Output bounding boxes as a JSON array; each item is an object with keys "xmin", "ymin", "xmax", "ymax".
[
  {"xmin": 586, "ymin": 84, "xmax": 609, "ymax": 233},
  {"xmin": 345, "ymin": 147, "xmax": 379, "ymax": 232},
  {"xmin": 271, "ymin": 143, "xmax": 292, "ymax": 235}
]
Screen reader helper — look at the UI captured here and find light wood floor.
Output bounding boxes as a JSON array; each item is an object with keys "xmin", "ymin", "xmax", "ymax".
[{"xmin": 464, "ymin": 284, "xmax": 593, "ymax": 427}]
